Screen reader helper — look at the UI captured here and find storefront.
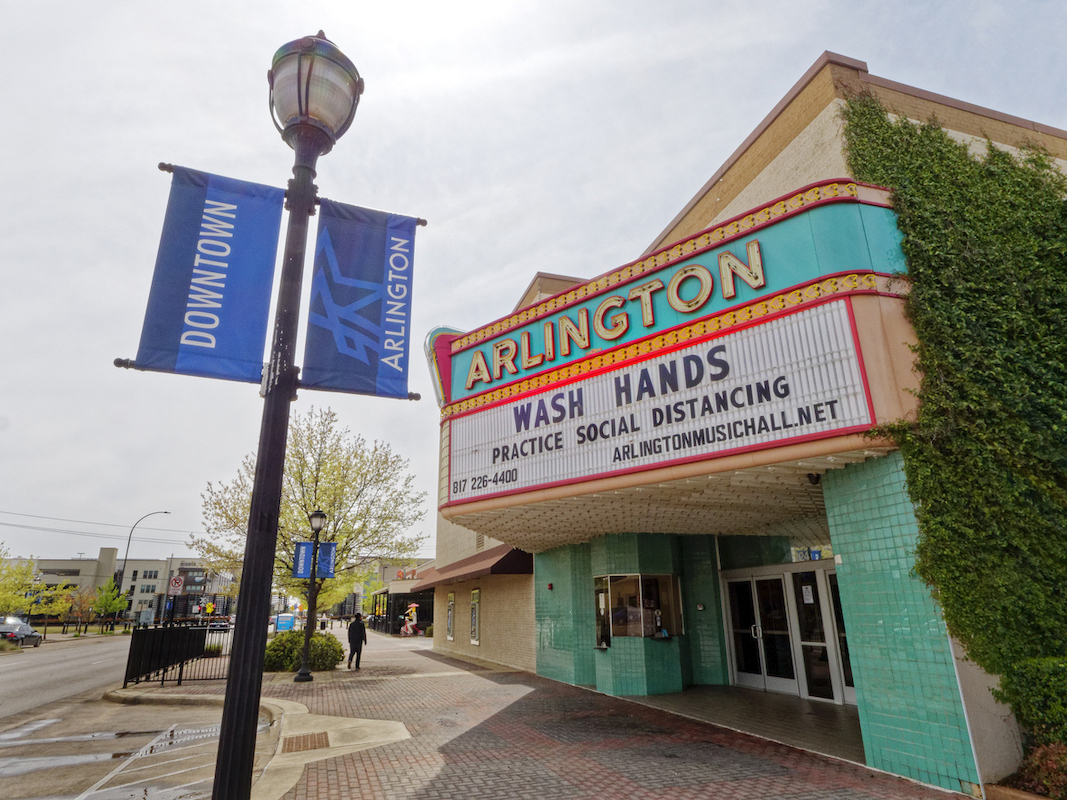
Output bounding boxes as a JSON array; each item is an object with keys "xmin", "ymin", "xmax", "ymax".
[{"xmin": 423, "ymin": 52, "xmax": 1064, "ymax": 795}]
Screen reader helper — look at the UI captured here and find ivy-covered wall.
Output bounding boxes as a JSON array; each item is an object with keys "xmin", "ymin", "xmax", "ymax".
[{"xmin": 841, "ymin": 95, "xmax": 1067, "ymax": 678}]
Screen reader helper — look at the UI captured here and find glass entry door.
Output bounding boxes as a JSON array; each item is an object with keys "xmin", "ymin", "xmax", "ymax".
[
  {"xmin": 726, "ymin": 577, "xmax": 798, "ymax": 694},
  {"xmin": 724, "ymin": 562, "xmax": 855, "ymax": 704}
]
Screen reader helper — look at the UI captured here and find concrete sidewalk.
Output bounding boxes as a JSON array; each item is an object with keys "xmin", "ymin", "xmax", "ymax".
[{"xmin": 2, "ymin": 630, "xmax": 970, "ymax": 800}]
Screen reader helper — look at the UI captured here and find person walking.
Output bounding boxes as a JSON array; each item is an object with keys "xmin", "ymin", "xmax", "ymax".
[{"xmin": 347, "ymin": 613, "xmax": 368, "ymax": 669}]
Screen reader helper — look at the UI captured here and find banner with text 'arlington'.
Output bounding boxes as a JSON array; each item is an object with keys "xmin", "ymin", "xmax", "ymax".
[
  {"xmin": 135, "ymin": 166, "xmax": 284, "ymax": 383},
  {"xmin": 301, "ymin": 199, "xmax": 418, "ymax": 398}
]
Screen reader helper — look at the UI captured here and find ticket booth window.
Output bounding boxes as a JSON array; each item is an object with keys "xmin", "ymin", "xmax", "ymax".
[{"xmin": 596, "ymin": 574, "xmax": 682, "ymax": 645}]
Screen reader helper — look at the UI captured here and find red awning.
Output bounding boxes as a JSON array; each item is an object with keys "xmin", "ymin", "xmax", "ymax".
[{"xmin": 412, "ymin": 544, "xmax": 532, "ymax": 590}]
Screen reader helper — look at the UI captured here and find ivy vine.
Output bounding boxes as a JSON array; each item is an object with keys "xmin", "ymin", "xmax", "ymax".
[{"xmin": 842, "ymin": 94, "xmax": 1067, "ymax": 678}]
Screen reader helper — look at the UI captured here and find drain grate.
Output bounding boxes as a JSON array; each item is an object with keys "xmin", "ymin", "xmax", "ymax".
[{"xmin": 281, "ymin": 732, "xmax": 330, "ymax": 753}]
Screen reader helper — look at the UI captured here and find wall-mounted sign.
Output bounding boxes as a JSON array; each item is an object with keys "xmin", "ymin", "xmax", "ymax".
[
  {"xmin": 441, "ymin": 184, "xmax": 903, "ymax": 405},
  {"xmin": 446, "ymin": 300, "xmax": 873, "ymax": 505}
]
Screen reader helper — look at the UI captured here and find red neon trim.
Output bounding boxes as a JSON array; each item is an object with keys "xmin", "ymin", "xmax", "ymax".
[{"xmin": 845, "ymin": 297, "xmax": 878, "ymax": 427}]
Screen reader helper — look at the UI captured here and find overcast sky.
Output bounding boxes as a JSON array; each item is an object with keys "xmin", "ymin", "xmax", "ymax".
[{"xmin": 1, "ymin": 1, "xmax": 1064, "ymax": 564}]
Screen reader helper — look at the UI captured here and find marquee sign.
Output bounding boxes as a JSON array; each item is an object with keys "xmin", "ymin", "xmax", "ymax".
[
  {"xmin": 440, "ymin": 181, "xmax": 903, "ymax": 408},
  {"xmin": 447, "ymin": 300, "xmax": 874, "ymax": 505}
]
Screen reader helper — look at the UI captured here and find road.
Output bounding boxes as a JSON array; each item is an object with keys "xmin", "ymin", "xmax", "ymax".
[{"xmin": 0, "ymin": 635, "xmax": 131, "ymax": 719}]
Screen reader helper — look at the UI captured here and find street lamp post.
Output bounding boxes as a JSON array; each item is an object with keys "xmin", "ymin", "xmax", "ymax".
[
  {"xmin": 212, "ymin": 33, "xmax": 362, "ymax": 800},
  {"xmin": 120, "ymin": 511, "xmax": 170, "ymax": 622},
  {"xmin": 294, "ymin": 510, "xmax": 327, "ymax": 683}
]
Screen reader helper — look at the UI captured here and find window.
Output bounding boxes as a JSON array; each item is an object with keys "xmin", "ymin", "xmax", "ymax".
[
  {"xmin": 595, "ymin": 574, "xmax": 682, "ymax": 646},
  {"xmin": 143, "ymin": 570, "xmax": 158, "ymax": 579},
  {"xmin": 470, "ymin": 589, "xmax": 480, "ymax": 645},
  {"xmin": 446, "ymin": 592, "xmax": 455, "ymax": 641},
  {"xmin": 140, "ymin": 584, "xmax": 156, "ymax": 594}
]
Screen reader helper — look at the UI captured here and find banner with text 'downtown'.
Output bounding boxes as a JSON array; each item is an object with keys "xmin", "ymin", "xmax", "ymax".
[
  {"xmin": 136, "ymin": 167, "xmax": 284, "ymax": 383},
  {"xmin": 301, "ymin": 200, "xmax": 418, "ymax": 398}
]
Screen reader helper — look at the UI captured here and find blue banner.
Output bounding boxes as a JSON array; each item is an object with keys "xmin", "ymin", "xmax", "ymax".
[
  {"xmin": 136, "ymin": 166, "xmax": 284, "ymax": 383},
  {"xmin": 293, "ymin": 542, "xmax": 313, "ymax": 579},
  {"xmin": 292, "ymin": 541, "xmax": 337, "ymax": 579},
  {"xmin": 301, "ymin": 200, "xmax": 418, "ymax": 398},
  {"xmin": 316, "ymin": 543, "xmax": 337, "ymax": 579}
]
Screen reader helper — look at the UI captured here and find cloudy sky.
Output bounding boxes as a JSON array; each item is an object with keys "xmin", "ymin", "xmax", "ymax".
[{"xmin": 1, "ymin": 1, "xmax": 1064, "ymax": 564}]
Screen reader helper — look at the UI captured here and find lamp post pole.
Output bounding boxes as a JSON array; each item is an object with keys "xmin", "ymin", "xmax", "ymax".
[
  {"xmin": 120, "ymin": 511, "xmax": 170, "ymax": 622},
  {"xmin": 211, "ymin": 34, "xmax": 362, "ymax": 800},
  {"xmin": 294, "ymin": 510, "xmax": 327, "ymax": 683}
]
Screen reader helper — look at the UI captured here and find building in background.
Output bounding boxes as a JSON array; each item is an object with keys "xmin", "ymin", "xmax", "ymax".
[
  {"xmin": 35, "ymin": 547, "xmax": 118, "ymax": 593},
  {"xmin": 421, "ymin": 52, "xmax": 1067, "ymax": 794}
]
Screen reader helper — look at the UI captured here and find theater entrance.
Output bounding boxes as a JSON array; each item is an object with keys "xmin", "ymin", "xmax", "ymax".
[{"xmin": 723, "ymin": 560, "xmax": 854, "ymax": 705}]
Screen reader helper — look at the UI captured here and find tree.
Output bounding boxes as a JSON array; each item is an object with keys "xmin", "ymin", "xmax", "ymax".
[
  {"xmin": 194, "ymin": 407, "xmax": 426, "ymax": 643},
  {"xmin": 0, "ymin": 546, "xmax": 36, "ymax": 616},
  {"xmin": 25, "ymin": 582, "xmax": 72, "ymax": 639},
  {"xmin": 68, "ymin": 586, "xmax": 95, "ymax": 634},
  {"xmin": 92, "ymin": 578, "xmax": 127, "ymax": 632}
]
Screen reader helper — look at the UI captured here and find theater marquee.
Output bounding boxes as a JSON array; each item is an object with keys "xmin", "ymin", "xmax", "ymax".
[
  {"xmin": 431, "ymin": 181, "xmax": 902, "ymax": 509},
  {"xmin": 447, "ymin": 300, "xmax": 874, "ymax": 503}
]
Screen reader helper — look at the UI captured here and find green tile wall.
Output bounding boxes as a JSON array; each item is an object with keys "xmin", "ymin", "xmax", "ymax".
[
  {"xmin": 824, "ymin": 453, "xmax": 980, "ymax": 793},
  {"xmin": 718, "ymin": 534, "xmax": 792, "ymax": 570},
  {"xmin": 534, "ymin": 544, "xmax": 595, "ymax": 685},
  {"xmin": 680, "ymin": 535, "xmax": 729, "ymax": 685}
]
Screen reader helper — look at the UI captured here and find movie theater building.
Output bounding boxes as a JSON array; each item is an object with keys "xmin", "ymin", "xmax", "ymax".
[{"xmin": 418, "ymin": 53, "xmax": 1067, "ymax": 795}]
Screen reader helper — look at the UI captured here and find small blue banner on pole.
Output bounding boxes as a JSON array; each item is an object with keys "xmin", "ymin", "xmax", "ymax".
[
  {"xmin": 135, "ymin": 166, "xmax": 284, "ymax": 383},
  {"xmin": 301, "ymin": 199, "xmax": 418, "ymax": 398},
  {"xmin": 293, "ymin": 542, "xmax": 313, "ymax": 579},
  {"xmin": 316, "ymin": 543, "xmax": 337, "ymax": 579}
]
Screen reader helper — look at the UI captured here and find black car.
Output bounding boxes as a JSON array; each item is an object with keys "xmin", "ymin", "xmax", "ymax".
[{"xmin": 0, "ymin": 622, "xmax": 42, "ymax": 647}]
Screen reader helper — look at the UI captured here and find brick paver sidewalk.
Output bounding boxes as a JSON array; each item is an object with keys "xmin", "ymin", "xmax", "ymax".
[{"xmin": 240, "ymin": 633, "xmax": 963, "ymax": 800}]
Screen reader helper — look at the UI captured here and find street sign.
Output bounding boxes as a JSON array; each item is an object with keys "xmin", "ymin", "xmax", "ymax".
[{"xmin": 167, "ymin": 576, "xmax": 184, "ymax": 596}]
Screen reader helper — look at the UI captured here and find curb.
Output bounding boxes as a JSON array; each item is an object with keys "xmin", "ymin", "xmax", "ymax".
[{"xmin": 103, "ymin": 686, "xmax": 409, "ymax": 800}]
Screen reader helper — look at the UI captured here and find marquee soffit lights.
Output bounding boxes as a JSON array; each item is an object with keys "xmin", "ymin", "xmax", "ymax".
[{"xmin": 268, "ymin": 31, "xmax": 364, "ymax": 154}]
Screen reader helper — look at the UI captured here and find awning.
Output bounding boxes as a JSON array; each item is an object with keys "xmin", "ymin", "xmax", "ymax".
[{"xmin": 412, "ymin": 543, "xmax": 532, "ymax": 590}]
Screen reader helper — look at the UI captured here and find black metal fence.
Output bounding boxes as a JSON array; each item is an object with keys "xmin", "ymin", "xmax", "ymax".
[{"xmin": 123, "ymin": 625, "xmax": 234, "ymax": 687}]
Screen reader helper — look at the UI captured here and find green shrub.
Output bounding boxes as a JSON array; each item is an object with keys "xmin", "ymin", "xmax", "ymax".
[
  {"xmin": 424, "ymin": 624, "xmax": 433, "ymax": 638},
  {"xmin": 263, "ymin": 630, "xmax": 344, "ymax": 672},
  {"xmin": 996, "ymin": 658, "xmax": 1067, "ymax": 746},
  {"xmin": 0, "ymin": 640, "xmax": 18, "ymax": 652},
  {"xmin": 203, "ymin": 644, "xmax": 222, "ymax": 658},
  {"xmin": 843, "ymin": 95, "xmax": 1067, "ymax": 678},
  {"xmin": 1006, "ymin": 743, "xmax": 1067, "ymax": 799}
]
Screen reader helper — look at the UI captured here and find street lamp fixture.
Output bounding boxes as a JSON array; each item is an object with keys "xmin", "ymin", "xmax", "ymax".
[
  {"xmin": 213, "ymin": 33, "xmax": 362, "ymax": 800},
  {"xmin": 121, "ymin": 511, "xmax": 170, "ymax": 621},
  {"xmin": 294, "ymin": 509, "xmax": 328, "ymax": 683}
]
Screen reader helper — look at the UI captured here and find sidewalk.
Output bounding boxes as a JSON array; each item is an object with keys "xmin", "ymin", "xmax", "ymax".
[{"xmin": 3, "ymin": 630, "xmax": 970, "ymax": 800}]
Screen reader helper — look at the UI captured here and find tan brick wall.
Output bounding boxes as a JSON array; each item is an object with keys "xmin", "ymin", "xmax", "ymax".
[
  {"xmin": 714, "ymin": 99, "xmax": 850, "ymax": 224},
  {"xmin": 432, "ymin": 574, "xmax": 535, "ymax": 672}
]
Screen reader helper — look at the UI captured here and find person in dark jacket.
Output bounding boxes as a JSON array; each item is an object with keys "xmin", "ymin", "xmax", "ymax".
[{"xmin": 347, "ymin": 613, "xmax": 368, "ymax": 669}]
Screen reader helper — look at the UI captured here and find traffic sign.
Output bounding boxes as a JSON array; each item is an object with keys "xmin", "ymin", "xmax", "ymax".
[{"xmin": 167, "ymin": 576, "xmax": 185, "ymax": 596}]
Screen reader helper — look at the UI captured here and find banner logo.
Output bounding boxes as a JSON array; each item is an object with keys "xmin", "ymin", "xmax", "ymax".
[{"xmin": 301, "ymin": 200, "xmax": 418, "ymax": 398}]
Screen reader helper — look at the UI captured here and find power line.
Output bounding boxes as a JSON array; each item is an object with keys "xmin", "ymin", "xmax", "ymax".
[
  {"xmin": 0, "ymin": 520, "xmax": 190, "ymax": 545},
  {"xmin": 0, "ymin": 509, "xmax": 204, "ymax": 537}
]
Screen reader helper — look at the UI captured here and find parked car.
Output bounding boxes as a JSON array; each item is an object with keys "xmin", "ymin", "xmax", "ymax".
[
  {"xmin": 207, "ymin": 620, "xmax": 230, "ymax": 631},
  {"xmin": 0, "ymin": 622, "xmax": 42, "ymax": 647}
]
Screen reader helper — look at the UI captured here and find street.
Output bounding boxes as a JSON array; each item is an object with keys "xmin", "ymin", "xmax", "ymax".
[{"xmin": 0, "ymin": 634, "xmax": 131, "ymax": 719}]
